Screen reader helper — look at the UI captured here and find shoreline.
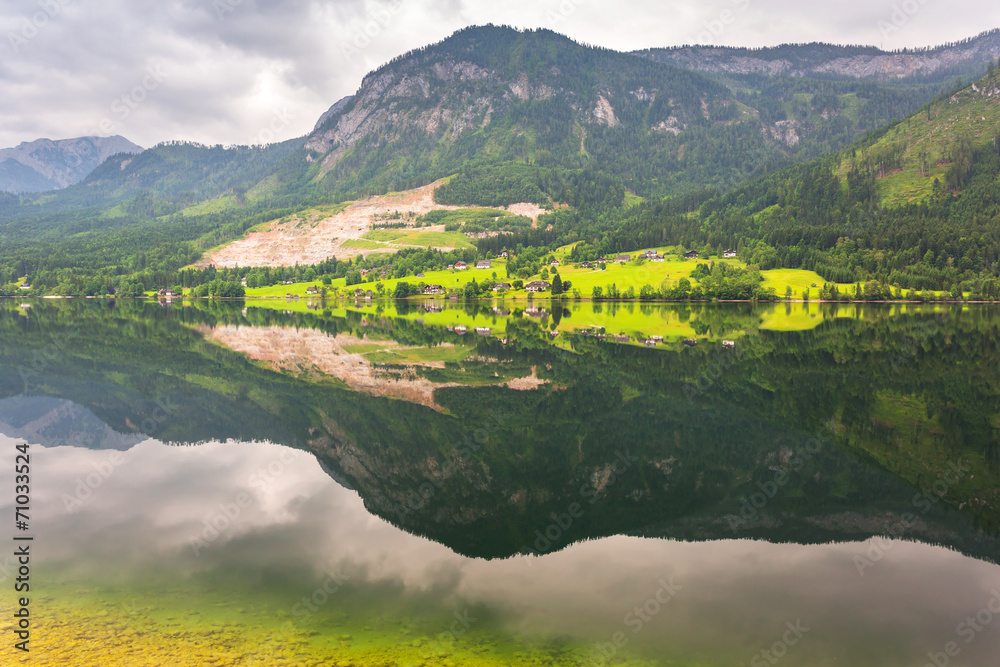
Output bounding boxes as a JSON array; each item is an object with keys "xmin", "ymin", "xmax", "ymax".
[{"xmin": 6, "ymin": 295, "xmax": 999, "ymax": 304}]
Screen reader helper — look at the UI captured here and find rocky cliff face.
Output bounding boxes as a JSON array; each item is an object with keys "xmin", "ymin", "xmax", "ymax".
[
  {"xmin": 637, "ymin": 29, "xmax": 1000, "ymax": 80},
  {"xmin": 0, "ymin": 135, "xmax": 142, "ymax": 193},
  {"xmin": 300, "ymin": 25, "xmax": 736, "ymax": 195}
]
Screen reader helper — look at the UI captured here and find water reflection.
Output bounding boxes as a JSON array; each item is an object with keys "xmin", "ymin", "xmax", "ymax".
[
  {"xmin": 7, "ymin": 437, "xmax": 999, "ymax": 666},
  {"xmin": 2, "ymin": 299, "xmax": 1000, "ymax": 664}
]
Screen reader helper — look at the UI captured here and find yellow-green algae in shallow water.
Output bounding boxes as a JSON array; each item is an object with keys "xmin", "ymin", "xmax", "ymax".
[{"xmin": 0, "ymin": 564, "xmax": 685, "ymax": 666}]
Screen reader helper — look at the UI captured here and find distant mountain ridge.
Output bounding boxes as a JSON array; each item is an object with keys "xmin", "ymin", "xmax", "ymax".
[
  {"xmin": 635, "ymin": 28, "xmax": 1000, "ymax": 81},
  {"xmin": 0, "ymin": 135, "xmax": 142, "ymax": 193}
]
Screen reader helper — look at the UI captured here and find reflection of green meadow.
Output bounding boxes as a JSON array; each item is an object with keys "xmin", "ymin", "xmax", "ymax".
[{"xmin": 245, "ymin": 297, "xmax": 962, "ymax": 347}]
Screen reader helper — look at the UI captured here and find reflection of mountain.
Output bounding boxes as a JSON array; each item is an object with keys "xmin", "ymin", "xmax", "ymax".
[
  {"xmin": 0, "ymin": 396, "xmax": 144, "ymax": 450},
  {"xmin": 2, "ymin": 300, "xmax": 998, "ymax": 564}
]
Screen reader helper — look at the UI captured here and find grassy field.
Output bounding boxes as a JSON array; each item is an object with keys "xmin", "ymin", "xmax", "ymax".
[
  {"xmin": 760, "ymin": 268, "xmax": 854, "ymax": 296},
  {"xmin": 361, "ymin": 229, "xmax": 477, "ymax": 249},
  {"xmin": 240, "ymin": 245, "xmax": 937, "ymax": 305}
]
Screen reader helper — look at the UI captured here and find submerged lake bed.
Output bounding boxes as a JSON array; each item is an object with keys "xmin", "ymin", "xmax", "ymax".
[{"xmin": 1, "ymin": 298, "xmax": 999, "ymax": 666}]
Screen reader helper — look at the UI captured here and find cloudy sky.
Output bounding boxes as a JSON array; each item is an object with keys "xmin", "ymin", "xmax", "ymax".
[{"xmin": 2, "ymin": 0, "xmax": 999, "ymax": 149}]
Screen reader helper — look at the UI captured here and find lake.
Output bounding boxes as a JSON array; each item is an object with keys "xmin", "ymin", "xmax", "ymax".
[{"xmin": 1, "ymin": 297, "xmax": 998, "ymax": 666}]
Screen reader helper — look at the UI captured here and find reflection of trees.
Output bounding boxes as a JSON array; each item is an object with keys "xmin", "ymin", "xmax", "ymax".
[{"xmin": 3, "ymin": 300, "xmax": 1000, "ymax": 560}]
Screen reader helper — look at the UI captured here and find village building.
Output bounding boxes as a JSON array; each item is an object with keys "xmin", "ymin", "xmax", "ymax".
[
  {"xmin": 724, "ymin": 250, "xmax": 737, "ymax": 258},
  {"xmin": 454, "ymin": 261, "xmax": 468, "ymax": 270},
  {"xmin": 616, "ymin": 254, "xmax": 631, "ymax": 264},
  {"xmin": 493, "ymin": 282, "xmax": 511, "ymax": 291},
  {"xmin": 525, "ymin": 280, "xmax": 551, "ymax": 292},
  {"xmin": 477, "ymin": 260, "xmax": 492, "ymax": 269},
  {"xmin": 683, "ymin": 251, "xmax": 699, "ymax": 260},
  {"xmin": 423, "ymin": 284, "xmax": 444, "ymax": 295},
  {"xmin": 306, "ymin": 286, "xmax": 319, "ymax": 294}
]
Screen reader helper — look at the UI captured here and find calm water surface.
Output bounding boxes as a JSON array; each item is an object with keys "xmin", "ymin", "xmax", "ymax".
[{"xmin": 1, "ymin": 298, "xmax": 998, "ymax": 666}]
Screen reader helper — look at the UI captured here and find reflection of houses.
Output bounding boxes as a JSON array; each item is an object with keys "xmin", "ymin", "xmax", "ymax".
[
  {"xmin": 644, "ymin": 339, "xmax": 657, "ymax": 347},
  {"xmin": 525, "ymin": 280, "xmax": 550, "ymax": 292},
  {"xmin": 683, "ymin": 251, "xmax": 699, "ymax": 260},
  {"xmin": 493, "ymin": 282, "xmax": 511, "ymax": 291},
  {"xmin": 477, "ymin": 260, "xmax": 492, "ymax": 269},
  {"xmin": 492, "ymin": 307, "xmax": 511, "ymax": 316},
  {"xmin": 722, "ymin": 340, "xmax": 736, "ymax": 349},
  {"xmin": 724, "ymin": 250, "xmax": 737, "ymax": 259},
  {"xmin": 306, "ymin": 286, "xmax": 319, "ymax": 295},
  {"xmin": 454, "ymin": 326, "xmax": 468, "ymax": 335},
  {"xmin": 616, "ymin": 254, "xmax": 631, "ymax": 264},
  {"xmin": 476, "ymin": 327, "xmax": 491, "ymax": 336},
  {"xmin": 549, "ymin": 331, "xmax": 559, "ymax": 337},
  {"xmin": 524, "ymin": 307, "xmax": 547, "ymax": 318},
  {"xmin": 454, "ymin": 261, "xmax": 468, "ymax": 270},
  {"xmin": 614, "ymin": 334, "xmax": 630, "ymax": 343},
  {"xmin": 423, "ymin": 304, "xmax": 442, "ymax": 313},
  {"xmin": 307, "ymin": 302, "xmax": 319, "ymax": 310},
  {"xmin": 683, "ymin": 338, "xmax": 698, "ymax": 347},
  {"xmin": 650, "ymin": 335, "xmax": 664, "ymax": 343},
  {"xmin": 423, "ymin": 284, "xmax": 444, "ymax": 295}
]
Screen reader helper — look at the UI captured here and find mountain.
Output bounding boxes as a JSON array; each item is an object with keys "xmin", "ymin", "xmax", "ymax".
[
  {"xmin": 635, "ymin": 29, "xmax": 1000, "ymax": 81},
  {"xmin": 291, "ymin": 25, "xmax": 986, "ymax": 202},
  {"xmin": 0, "ymin": 135, "xmax": 142, "ymax": 193},
  {"xmin": 596, "ymin": 68, "xmax": 1000, "ymax": 292},
  {"xmin": 300, "ymin": 25, "xmax": 791, "ymax": 200},
  {"xmin": 3, "ymin": 25, "xmax": 1000, "ymax": 295}
]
